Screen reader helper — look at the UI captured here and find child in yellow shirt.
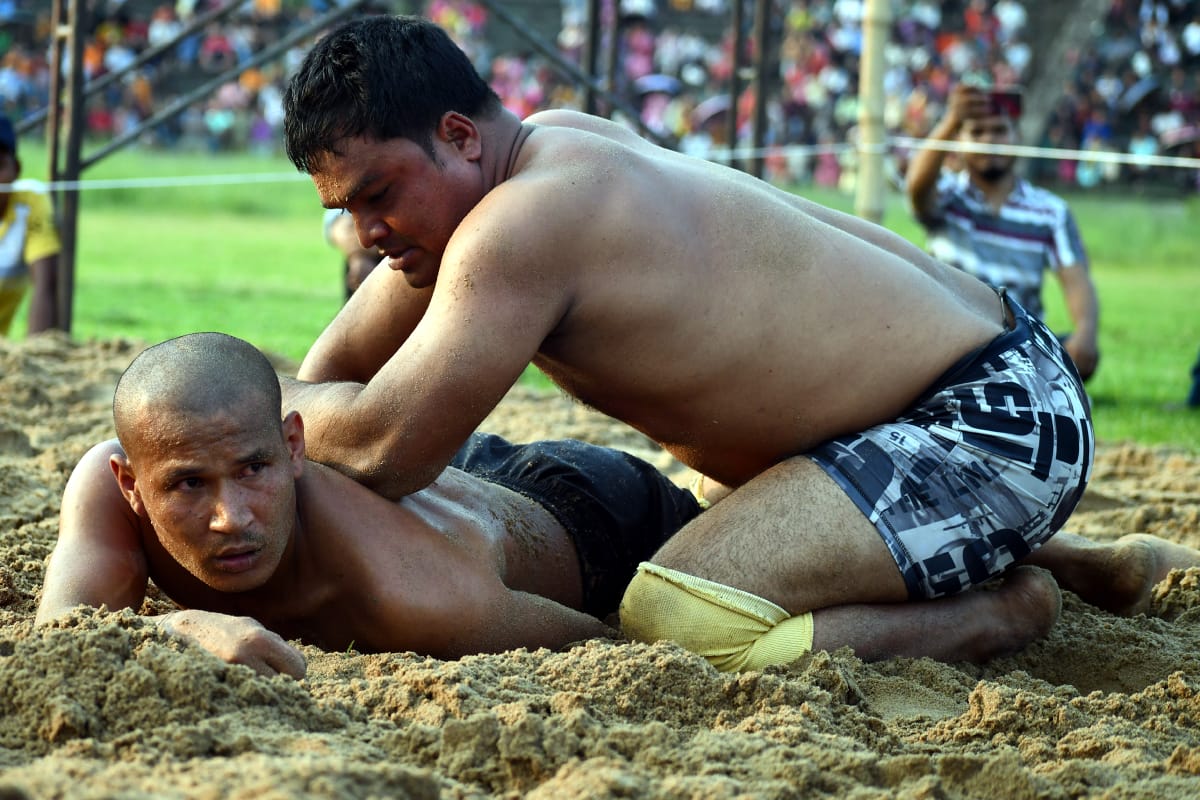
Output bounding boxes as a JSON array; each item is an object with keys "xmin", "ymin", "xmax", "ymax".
[{"xmin": 0, "ymin": 114, "xmax": 62, "ymax": 336}]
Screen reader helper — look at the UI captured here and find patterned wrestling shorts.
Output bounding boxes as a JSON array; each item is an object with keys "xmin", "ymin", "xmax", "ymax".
[{"xmin": 809, "ymin": 296, "xmax": 1093, "ymax": 600}]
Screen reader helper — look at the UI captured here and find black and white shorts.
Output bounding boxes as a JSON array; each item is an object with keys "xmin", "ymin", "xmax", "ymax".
[{"xmin": 808, "ymin": 297, "xmax": 1093, "ymax": 599}]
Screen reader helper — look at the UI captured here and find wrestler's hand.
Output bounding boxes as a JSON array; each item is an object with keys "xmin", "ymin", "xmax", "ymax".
[{"xmin": 161, "ymin": 609, "xmax": 307, "ymax": 679}]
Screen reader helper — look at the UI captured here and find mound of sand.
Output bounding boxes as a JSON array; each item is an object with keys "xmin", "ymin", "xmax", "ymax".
[{"xmin": 2, "ymin": 334, "xmax": 1199, "ymax": 797}]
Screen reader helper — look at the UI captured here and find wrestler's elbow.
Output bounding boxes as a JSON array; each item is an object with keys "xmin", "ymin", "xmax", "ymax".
[
  {"xmin": 33, "ymin": 601, "xmax": 78, "ymax": 627},
  {"xmin": 356, "ymin": 458, "xmax": 441, "ymax": 500},
  {"xmin": 344, "ymin": 434, "xmax": 444, "ymax": 500}
]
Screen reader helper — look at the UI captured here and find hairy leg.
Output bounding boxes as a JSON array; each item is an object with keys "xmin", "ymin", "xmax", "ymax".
[
  {"xmin": 648, "ymin": 456, "xmax": 1065, "ymax": 662},
  {"xmin": 650, "ymin": 455, "xmax": 910, "ymax": 613},
  {"xmin": 812, "ymin": 567, "xmax": 1062, "ymax": 662},
  {"xmin": 1026, "ymin": 532, "xmax": 1200, "ymax": 616}
]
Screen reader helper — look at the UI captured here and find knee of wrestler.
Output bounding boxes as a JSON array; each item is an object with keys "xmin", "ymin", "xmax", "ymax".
[{"xmin": 619, "ymin": 562, "xmax": 814, "ymax": 673}]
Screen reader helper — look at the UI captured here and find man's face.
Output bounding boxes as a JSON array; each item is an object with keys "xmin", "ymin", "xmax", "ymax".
[
  {"xmin": 311, "ymin": 115, "xmax": 485, "ymax": 291},
  {"xmin": 118, "ymin": 406, "xmax": 305, "ymax": 593},
  {"xmin": 960, "ymin": 114, "xmax": 1017, "ymax": 183}
]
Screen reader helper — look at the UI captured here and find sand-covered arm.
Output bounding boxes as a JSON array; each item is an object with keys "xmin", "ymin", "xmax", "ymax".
[
  {"xmin": 375, "ymin": 566, "xmax": 617, "ymax": 660},
  {"xmin": 158, "ymin": 610, "xmax": 307, "ymax": 679}
]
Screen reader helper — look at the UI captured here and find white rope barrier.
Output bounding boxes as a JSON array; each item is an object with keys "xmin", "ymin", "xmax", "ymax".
[
  {"xmin": 2, "ymin": 135, "xmax": 1197, "ymax": 194},
  {"xmin": 0, "ymin": 172, "xmax": 311, "ymax": 192},
  {"xmin": 709, "ymin": 136, "xmax": 1200, "ymax": 170}
]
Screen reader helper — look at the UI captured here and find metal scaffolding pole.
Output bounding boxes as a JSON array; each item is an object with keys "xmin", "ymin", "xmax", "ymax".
[{"xmin": 583, "ymin": 0, "xmax": 602, "ymax": 114}]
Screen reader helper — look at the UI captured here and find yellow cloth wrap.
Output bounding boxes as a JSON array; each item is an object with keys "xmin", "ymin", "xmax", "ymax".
[{"xmin": 619, "ymin": 561, "xmax": 814, "ymax": 673}]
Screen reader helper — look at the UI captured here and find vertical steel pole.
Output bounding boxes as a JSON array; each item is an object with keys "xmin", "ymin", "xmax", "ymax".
[
  {"xmin": 604, "ymin": 1, "xmax": 621, "ymax": 116},
  {"xmin": 55, "ymin": 0, "xmax": 87, "ymax": 331}
]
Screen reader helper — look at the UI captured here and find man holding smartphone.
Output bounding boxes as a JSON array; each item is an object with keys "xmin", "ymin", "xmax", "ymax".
[{"xmin": 906, "ymin": 83, "xmax": 1100, "ymax": 382}]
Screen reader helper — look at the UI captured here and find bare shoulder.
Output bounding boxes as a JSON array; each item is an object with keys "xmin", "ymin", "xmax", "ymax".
[
  {"xmin": 63, "ymin": 440, "xmax": 135, "ymax": 520},
  {"xmin": 451, "ymin": 135, "xmax": 626, "ymax": 288},
  {"xmin": 525, "ymin": 108, "xmax": 648, "ymax": 147},
  {"xmin": 479, "ymin": 117, "xmax": 650, "ymax": 225},
  {"xmin": 38, "ymin": 439, "xmax": 149, "ymax": 625}
]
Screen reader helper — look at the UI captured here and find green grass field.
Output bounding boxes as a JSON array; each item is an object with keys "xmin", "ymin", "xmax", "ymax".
[{"xmin": 8, "ymin": 145, "xmax": 1200, "ymax": 451}]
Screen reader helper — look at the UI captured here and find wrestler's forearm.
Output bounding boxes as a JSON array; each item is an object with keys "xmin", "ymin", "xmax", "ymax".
[
  {"xmin": 1061, "ymin": 269, "xmax": 1099, "ymax": 342},
  {"xmin": 278, "ymin": 375, "xmax": 443, "ymax": 498},
  {"xmin": 466, "ymin": 591, "xmax": 616, "ymax": 657},
  {"xmin": 36, "ymin": 603, "xmax": 303, "ymax": 679}
]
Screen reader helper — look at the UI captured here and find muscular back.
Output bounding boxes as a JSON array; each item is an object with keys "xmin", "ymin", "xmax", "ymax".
[{"xmin": 499, "ymin": 111, "xmax": 1005, "ymax": 485}]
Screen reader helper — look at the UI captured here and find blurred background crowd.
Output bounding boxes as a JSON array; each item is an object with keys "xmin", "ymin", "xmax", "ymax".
[{"xmin": 1, "ymin": 0, "xmax": 1197, "ymax": 191}]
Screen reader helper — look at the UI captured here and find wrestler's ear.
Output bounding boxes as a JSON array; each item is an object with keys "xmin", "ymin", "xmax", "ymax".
[
  {"xmin": 110, "ymin": 454, "xmax": 146, "ymax": 515},
  {"xmin": 438, "ymin": 112, "xmax": 482, "ymax": 161},
  {"xmin": 281, "ymin": 411, "xmax": 306, "ymax": 477}
]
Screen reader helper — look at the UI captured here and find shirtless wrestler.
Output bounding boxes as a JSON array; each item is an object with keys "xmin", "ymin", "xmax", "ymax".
[
  {"xmin": 35, "ymin": 333, "xmax": 701, "ymax": 678},
  {"xmin": 276, "ymin": 16, "xmax": 1200, "ymax": 671}
]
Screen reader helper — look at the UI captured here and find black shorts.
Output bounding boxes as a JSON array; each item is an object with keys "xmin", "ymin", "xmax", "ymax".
[{"xmin": 451, "ymin": 433, "xmax": 702, "ymax": 617}]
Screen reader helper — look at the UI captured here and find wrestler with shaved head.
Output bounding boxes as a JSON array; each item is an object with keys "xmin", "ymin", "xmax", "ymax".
[{"xmin": 37, "ymin": 332, "xmax": 701, "ymax": 677}]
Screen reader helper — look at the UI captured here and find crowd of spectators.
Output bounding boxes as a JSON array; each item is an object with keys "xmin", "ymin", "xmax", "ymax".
[
  {"xmin": 0, "ymin": 0, "xmax": 1196, "ymax": 191},
  {"xmin": 1034, "ymin": 0, "xmax": 1200, "ymax": 192}
]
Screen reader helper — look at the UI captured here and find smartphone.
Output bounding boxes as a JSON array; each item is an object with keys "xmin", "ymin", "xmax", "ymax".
[{"xmin": 988, "ymin": 89, "xmax": 1023, "ymax": 118}]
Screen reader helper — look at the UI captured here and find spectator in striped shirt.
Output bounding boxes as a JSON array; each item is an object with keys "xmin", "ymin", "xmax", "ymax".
[{"xmin": 907, "ymin": 83, "xmax": 1100, "ymax": 382}]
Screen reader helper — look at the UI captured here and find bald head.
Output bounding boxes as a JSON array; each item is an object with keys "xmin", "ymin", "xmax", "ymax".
[{"xmin": 113, "ymin": 333, "xmax": 282, "ymax": 455}]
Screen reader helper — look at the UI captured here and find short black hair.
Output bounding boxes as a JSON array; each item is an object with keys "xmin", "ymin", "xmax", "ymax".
[{"xmin": 283, "ymin": 15, "xmax": 502, "ymax": 172}]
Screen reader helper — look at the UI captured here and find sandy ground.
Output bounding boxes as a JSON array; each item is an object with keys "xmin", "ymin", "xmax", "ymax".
[{"xmin": 2, "ymin": 333, "xmax": 1200, "ymax": 798}]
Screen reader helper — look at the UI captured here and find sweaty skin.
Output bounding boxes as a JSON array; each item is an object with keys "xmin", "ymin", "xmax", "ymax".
[
  {"xmin": 278, "ymin": 105, "xmax": 1055, "ymax": 654},
  {"xmin": 280, "ymin": 86, "xmax": 1165, "ymax": 666},
  {"xmin": 289, "ymin": 108, "xmax": 1004, "ymax": 496},
  {"xmin": 37, "ymin": 428, "xmax": 607, "ymax": 677}
]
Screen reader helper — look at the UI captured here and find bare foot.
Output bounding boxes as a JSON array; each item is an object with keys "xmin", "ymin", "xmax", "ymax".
[
  {"xmin": 979, "ymin": 566, "xmax": 1062, "ymax": 660},
  {"xmin": 817, "ymin": 566, "xmax": 1061, "ymax": 663},
  {"xmin": 1104, "ymin": 534, "xmax": 1200, "ymax": 616}
]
